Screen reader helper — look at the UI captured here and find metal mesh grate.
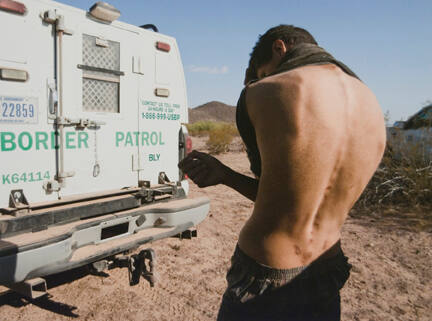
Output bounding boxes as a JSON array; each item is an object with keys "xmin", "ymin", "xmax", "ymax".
[
  {"xmin": 83, "ymin": 78, "xmax": 119, "ymax": 113},
  {"xmin": 82, "ymin": 34, "xmax": 120, "ymax": 70},
  {"xmin": 82, "ymin": 34, "xmax": 120, "ymax": 113}
]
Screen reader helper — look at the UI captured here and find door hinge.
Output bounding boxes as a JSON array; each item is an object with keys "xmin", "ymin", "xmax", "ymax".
[{"xmin": 41, "ymin": 11, "xmax": 74, "ymax": 35}]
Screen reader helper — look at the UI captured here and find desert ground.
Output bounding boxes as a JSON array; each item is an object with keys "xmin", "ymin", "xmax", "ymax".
[{"xmin": 0, "ymin": 137, "xmax": 430, "ymax": 321}]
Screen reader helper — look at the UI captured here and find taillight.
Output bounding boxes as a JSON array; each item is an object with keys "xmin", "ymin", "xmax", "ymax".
[
  {"xmin": 156, "ymin": 41, "xmax": 170, "ymax": 52},
  {"xmin": 0, "ymin": 0, "xmax": 26, "ymax": 15},
  {"xmin": 186, "ymin": 136, "xmax": 192, "ymax": 154}
]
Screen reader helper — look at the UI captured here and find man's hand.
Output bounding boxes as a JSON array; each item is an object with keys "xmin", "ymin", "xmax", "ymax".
[
  {"xmin": 179, "ymin": 150, "xmax": 259, "ymax": 201},
  {"xmin": 178, "ymin": 150, "xmax": 229, "ymax": 188}
]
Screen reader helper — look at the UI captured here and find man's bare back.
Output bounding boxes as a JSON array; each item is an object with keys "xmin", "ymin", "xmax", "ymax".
[
  {"xmin": 178, "ymin": 24, "xmax": 386, "ymax": 320},
  {"xmin": 238, "ymin": 64, "xmax": 386, "ymax": 268}
]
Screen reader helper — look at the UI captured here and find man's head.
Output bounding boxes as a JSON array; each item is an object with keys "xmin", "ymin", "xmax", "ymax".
[{"xmin": 245, "ymin": 25, "xmax": 317, "ymax": 84}]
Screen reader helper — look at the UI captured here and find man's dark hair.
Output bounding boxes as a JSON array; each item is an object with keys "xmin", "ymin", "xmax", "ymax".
[{"xmin": 245, "ymin": 25, "xmax": 317, "ymax": 84}]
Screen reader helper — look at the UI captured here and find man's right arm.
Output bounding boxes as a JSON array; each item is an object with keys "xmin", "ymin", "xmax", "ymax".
[
  {"xmin": 222, "ymin": 166, "xmax": 259, "ymax": 202},
  {"xmin": 178, "ymin": 150, "xmax": 259, "ymax": 201}
]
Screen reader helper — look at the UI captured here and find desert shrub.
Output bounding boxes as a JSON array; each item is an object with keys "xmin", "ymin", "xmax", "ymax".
[
  {"xmin": 355, "ymin": 141, "xmax": 432, "ymax": 210},
  {"xmin": 186, "ymin": 121, "xmax": 239, "ymax": 137},
  {"xmin": 186, "ymin": 121, "xmax": 217, "ymax": 136},
  {"xmin": 224, "ymin": 123, "xmax": 239, "ymax": 137},
  {"xmin": 206, "ymin": 123, "xmax": 237, "ymax": 154}
]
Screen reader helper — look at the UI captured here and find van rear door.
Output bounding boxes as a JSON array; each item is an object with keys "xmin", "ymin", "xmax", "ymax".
[
  {"xmin": 137, "ymin": 34, "xmax": 188, "ymax": 185},
  {"xmin": 0, "ymin": 0, "xmax": 58, "ymax": 208},
  {"xmin": 50, "ymin": 5, "xmax": 141, "ymax": 198}
]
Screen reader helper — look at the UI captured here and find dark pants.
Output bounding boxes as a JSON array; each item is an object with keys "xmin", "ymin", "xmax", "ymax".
[{"xmin": 217, "ymin": 241, "xmax": 351, "ymax": 321}]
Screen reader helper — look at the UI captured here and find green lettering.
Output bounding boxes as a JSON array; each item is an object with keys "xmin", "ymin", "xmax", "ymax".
[
  {"xmin": 35, "ymin": 132, "xmax": 49, "ymax": 150},
  {"xmin": 116, "ymin": 132, "xmax": 124, "ymax": 147},
  {"xmin": 78, "ymin": 132, "xmax": 89, "ymax": 149},
  {"xmin": 141, "ymin": 132, "xmax": 149, "ymax": 146},
  {"xmin": 125, "ymin": 132, "xmax": 133, "ymax": 146},
  {"xmin": 11, "ymin": 173, "xmax": 19, "ymax": 183},
  {"xmin": 133, "ymin": 132, "xmax": 140, "ymax": 146},
  {"xmin": 2, "ymin": 174, "xmax": 11, "ymax": 184},
  {"xmin": 150, "ymin": 132, "xmax": 158, "ymax": 145},
  {"xmin": 18, "ymin": 132, "xmax": 33, "ymax": 151},
  {"xmin": 159, "ymin": 132, "xmax": 165, "ymax": 145},
  {"xmin": 65, "ymin": 132, "xmax": 76, "ymax": 149},
  {"xmin": 1, "ymin": 132, "xmax": 16, "ymax": 151}
]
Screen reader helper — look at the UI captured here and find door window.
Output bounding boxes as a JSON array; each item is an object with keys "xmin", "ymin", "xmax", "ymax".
[{"xmin": 80, "ymin": 34, "xmax": 122, "ymax": 113}]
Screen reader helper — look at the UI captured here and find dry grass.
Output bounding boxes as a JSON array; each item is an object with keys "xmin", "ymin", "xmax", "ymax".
[
  {"xmin": 186, "ymin": 121, "xmax": 217, "ymax": 136},
  {"xmin": 186, "ymin": 121, "xmax": 239, "ymax": 154},
  {"xmin": 186, "ymin": 121, "xmax": 237, "ymax": 136},
  {"xmin": 206, "ymin": 123, "xmax": 238, "ymax": 154},
  {"xmin": 355, "ymin": 139, "xmax": 432, "ymax": 218}
]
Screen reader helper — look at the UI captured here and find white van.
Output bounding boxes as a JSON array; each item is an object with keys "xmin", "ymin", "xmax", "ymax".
[{"xmin": 0, "ymin": 0, "xmax": 209, "ymax": 297}]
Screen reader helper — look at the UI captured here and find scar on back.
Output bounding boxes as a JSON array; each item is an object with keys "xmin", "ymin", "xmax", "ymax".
[{"xmin": 294, "ymin": 245, "xmax": 313, "ymax": 263}]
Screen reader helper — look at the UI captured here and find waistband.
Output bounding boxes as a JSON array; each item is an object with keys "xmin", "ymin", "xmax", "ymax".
[{"xmin": 233, "ymin": 240, "xmax": 344, "ymax": 281}]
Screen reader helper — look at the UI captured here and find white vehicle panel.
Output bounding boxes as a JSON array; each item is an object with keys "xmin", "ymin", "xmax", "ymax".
[
  {"xmin": 0, "ymin": 0, "xmax": 190, "ymax": 207},
  {"xmin": 0, "ymin": 0, "xmax": 58, "ymax": 207}
]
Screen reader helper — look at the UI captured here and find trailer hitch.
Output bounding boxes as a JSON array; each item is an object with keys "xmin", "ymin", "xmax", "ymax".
[
  {"xmin": 129, "ymin": 249, "xmax": 157, "ymax": 287},
  {"xmin": 91, "ymin": 248, "xmax": 157, "ymax": 287},
  {"xmin": 172, "ymin": 228, "xmax": 197, "ymax": 240}
]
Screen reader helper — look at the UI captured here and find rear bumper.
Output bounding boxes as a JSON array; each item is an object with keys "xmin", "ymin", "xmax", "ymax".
[{"xmin": 0, "ymin": 196, "xmax": 209, "ymax": 285}]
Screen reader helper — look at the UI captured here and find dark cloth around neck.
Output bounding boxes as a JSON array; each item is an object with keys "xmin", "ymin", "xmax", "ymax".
[{"xmin": 236, "ymin": 44, "xmax": 360, "ymax": 178}]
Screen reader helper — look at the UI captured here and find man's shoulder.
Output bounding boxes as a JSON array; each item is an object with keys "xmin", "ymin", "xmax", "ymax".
[
  {"xmin": 247, "ymin": 72, "xmax": 305, "ymax": 109},
  {"xmin": 247, "ymin": 71, "xmax": 303, "ymax": 96},
  {"xmin": 244, "ymin": 73, "xmax": 304, "ymax": 134},
  {"xmin": 245, "ymin": 72, "xmax": 303, "ymax": 122}
]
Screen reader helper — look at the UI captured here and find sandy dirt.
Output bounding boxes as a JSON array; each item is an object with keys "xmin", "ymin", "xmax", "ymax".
[{"xmin": 0, "ymin": 137, "xmax": 430, "ymax": 321}]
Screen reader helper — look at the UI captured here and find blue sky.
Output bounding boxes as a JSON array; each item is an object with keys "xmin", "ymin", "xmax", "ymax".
[{"xmin": 59, "ymin": 0, "xmax": 432, "ymax": 124}]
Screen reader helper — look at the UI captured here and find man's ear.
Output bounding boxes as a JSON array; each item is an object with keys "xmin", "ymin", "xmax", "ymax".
[{"xmin": 272, "ymin": 39, "xmax": 287, "ymax": 58}]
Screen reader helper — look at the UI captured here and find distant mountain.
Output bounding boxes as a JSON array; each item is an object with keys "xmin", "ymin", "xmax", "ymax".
[{"xmin": 188, "ymin": 101, "xmax": 236, "ymax": 123}]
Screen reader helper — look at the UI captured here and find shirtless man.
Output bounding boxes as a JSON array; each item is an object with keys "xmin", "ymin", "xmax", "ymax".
[{"xmin": 179, "ymin": 25, "xmax": 386, "ymax": 321}]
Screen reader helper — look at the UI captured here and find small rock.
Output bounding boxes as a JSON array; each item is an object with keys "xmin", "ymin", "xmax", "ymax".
[
  {"xmin": 393, "ymin": 306, "xmax": 407, "ymax": 315},
  {"xmin": 351, "ymin": 265, "xmax": 361, "ymax": 273}
]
